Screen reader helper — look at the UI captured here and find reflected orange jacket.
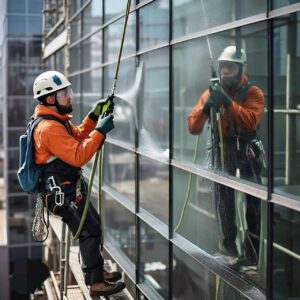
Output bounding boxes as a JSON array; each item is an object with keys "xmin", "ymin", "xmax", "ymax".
[
  {"xmin": 33, "ymin": 104, "xmax": 105, "ymax": 167},
  {"xmin": 187, "ymin": 75, "xmax": 264, "ymax": 137}
]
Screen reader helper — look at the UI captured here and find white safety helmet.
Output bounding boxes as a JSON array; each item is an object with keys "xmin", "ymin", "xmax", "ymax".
[
  {"xmin": 218, "ymin": 46, "xmax": 247, "ymax": 74},
  {"xmin": 33, "ymin": 70, "xmax": 71, "ymax": 100}
]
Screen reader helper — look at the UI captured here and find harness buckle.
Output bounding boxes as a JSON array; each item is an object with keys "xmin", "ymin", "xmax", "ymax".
[{"xmin": 48, "ymin": 176, "xmax": 65, "ymax": 206}]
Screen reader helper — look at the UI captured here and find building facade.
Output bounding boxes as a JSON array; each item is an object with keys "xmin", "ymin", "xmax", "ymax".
[
  {"xmin": 0, "ymin": 0, "xmax": 44, "ymax": 299},
  {"xmin": 26, "ymin": 0, "xmax": 300, "ymax": 299}
]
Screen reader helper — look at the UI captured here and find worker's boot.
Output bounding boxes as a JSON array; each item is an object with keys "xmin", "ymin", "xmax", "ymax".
[
  {"xmin": 90, "ymin": 281, "xmax": 126, "ymax": 297},
  {"xmin": 103, "ymin": 270, "xmax": 122, "ymax": 282}
]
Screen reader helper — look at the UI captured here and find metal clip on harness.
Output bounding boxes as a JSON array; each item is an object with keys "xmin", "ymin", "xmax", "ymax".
[{"xmin": 48, "ymin": 176, "xmax": 65, "ymax": 206}]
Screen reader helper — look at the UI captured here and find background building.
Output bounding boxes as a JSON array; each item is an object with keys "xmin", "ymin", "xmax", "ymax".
[
  {"xmin": 1, "ymin": 0, "xmax": 300, "ymax": 299},
  {"xmin": 0, "ymin": 0, "xmax": 44, "ymax": 299}
]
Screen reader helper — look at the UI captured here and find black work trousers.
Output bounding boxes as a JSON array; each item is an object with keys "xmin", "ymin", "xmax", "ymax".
[
  {"xmin": 46, "ymin": 180, "xmax": 104, "ymax": 285},
  {"xmin": 215, "ymin": 140, "xmax": 261, "ymax": 260}
]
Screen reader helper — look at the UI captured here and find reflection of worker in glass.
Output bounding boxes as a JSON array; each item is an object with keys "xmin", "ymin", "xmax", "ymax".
[{"xmin": 187, "ymin": 46, "xmax": 265, "ymax": 265}]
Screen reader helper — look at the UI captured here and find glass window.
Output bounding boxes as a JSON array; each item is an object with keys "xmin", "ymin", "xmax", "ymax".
[
  {"xmin": 8, "ymin": 129, "xmax": 24, "ymax": 147},
  {"xmin": 139, "ymin": 0, "xmax": 169, "ymax": 51},
  {"xmin": 104, "ymin": 0, "xmax": 135, "ymax": 22},
  {"xmin": 173, "ymin": 167, "xmax": 267, "ymax": 290},
  {"xmin": 9, "ymin": 172, "xmax": 24, "ymax": 193},
  {"xmin": 273, "ymin": 204, "xmax": 300, "ymax": 299},
  {"xmin": 8, "ymin": 16, "xmax": 26, "ymax": 36},
  {"xmin": 7, "ymin": 98, "xmax": 27, "ymax": 127},
  {"xmin": 28, "ymin": 39, "xmax": 42, "ymax": 65},
  {"xmin": 104, "ymin": 58, "xmax": 136, "ymax": 146},
  {"xmin": 10, "ymin": 247, "xmax": 29, "ymax": 262},
  {"xmin": 273, "ymin": 12, "xmax": 300, "ymax": 201},
  {"xmin": 172, "ymin": 0, "xmax": 266, "ymax": 39},
  {"xmin": 82, "ymin": 31, "xmax": 102, "ymax": 69},
  {"xmin": 69, "ymin": 74, "xmax": 82, "ymax": 124},
  {"xmin": 104, "ymin": 12, "xmax": 136, "ymax": 63},
  {"xmin": 173, "ymin": 245, "xmax": 248, "ymax": 299},
  {"xmin": 8, "ymin": 149, "xmax": 20, "ymax": 171},
  {"xmin": 103, "ymin": 143, "xmax": 135, "ymax": 203},
  {"xmin": 8, "ymin": 0, "xmax": 26, "ymax": 13},
  {"xmin": 8, "ymin": 40, "xmax": 26, "ymax": 64},
  {"xmin": 70, "ymin": 15, "xmax": 82, "ymax": 44},
  {"xmin": 273, "ymin": 0, "xmax": 300, "ymax": 9},
  {"xmin": 173, "ymin": 22, "xmax": 268, "ymax": 186},
  {"xmin": 139, "ymin": 220, "xmax": 169, "ymax": 299},
  {"xmin": 82, "ymin": 68, "xmax": 102, "ymax": 117},
  {"xmin": 28, "ymin": 16, "xmax": 42, "ymax": 36},
  {"xmin": 83, "ymin": 2, "xmax": 102, "ymax": 36},
  {"xmin": 103, "ymin": 193, "xmax": 135, "ymax": 264},
  {"xmin": 28, "ymin": 0, "xmax": 43, "ymax": 13},
  {"xmin": 70, "ymin": 0, "xmax": 82, "ymax": 17},
  {"xmin": 8, "ymin": 66, "xmax": 26, "ymax": 95},
  {"xmin": 139, "ymin": 49, "xmax": 169, "ymax": 160},
  {"xmin": 70, "ymin": 44, "xmax": 81, "ymax": 73},
  {"xmin": 139, "ymin": 156, "xmax": 169, "ymax": 224}
]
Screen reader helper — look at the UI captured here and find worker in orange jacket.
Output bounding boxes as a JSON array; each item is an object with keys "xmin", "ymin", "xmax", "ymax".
[
  {"xmin": 188, "ymin": 46, "xmax": 265, "ymax": 266},
  {"xmin": 32, "ymin": 71, "xmax": 126, "ymax": 297}
]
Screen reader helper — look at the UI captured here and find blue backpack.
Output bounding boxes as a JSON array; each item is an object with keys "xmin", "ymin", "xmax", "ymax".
[{"xmin": 17, "ymin": 115, "xmax": 63, "ymax": 193}]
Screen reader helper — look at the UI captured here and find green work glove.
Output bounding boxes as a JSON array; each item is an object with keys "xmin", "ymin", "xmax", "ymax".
[
  {"xmin": 88, "ymin": 95, "xmax": 115, "ymax": 121},
  {"xmin": 95, "ymin": 114, "xmax": 115, "ymax": 136},
  {"xmin": 209, "ymin": 82, "xmax": 232, "ymax": 108}
]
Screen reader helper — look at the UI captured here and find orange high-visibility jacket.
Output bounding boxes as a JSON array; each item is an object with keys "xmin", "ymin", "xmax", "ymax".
[
  {"xmin": 187, "ymin": 75, "xmax": 264, "ymax": 137},
  {"xmin": 33, "ymin": 104, "xmax": 105, "ymax": 167}
]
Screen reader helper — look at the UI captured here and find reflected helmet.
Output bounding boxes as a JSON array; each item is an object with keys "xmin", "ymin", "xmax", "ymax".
[
  {"xmin": 33, "ymin": 71, "xmax": 71, "ymax": 99},
  {"xmin": 218, "ymin": 46, "xmax": 247, "ymax": 74}
]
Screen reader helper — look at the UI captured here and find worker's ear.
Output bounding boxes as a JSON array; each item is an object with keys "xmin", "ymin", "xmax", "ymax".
[{"xmin": 45, "ymin": 94, "xmax": 56, "ymax": 105}]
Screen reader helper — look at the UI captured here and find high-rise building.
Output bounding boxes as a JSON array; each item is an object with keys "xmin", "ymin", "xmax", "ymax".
[{"xmin": 0, "ymin": 0, "xmax": 44, "ymax": 299}]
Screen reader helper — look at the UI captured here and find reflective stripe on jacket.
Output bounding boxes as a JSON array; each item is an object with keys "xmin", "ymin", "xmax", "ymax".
[
  {"xmin": 187, "ymin": 75, "xmax": 264, "ymax": 137},
  {"xmin": 33, "ymin": 104, "xmax": 105, "ymax": 167}
]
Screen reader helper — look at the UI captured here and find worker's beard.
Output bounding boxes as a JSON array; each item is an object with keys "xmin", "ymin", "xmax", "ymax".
[{"xmin": 56, "ymin": 103, "xmax": 73, "ymax": 115}]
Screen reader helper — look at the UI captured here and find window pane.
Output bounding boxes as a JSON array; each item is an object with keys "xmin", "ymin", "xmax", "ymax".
[
  {"xmin": 104, "ymin": 13, "xmax": 136, "ymax": 62},
  {"xmin": 28, "ymin": 16, "xmax": 42, "ymax": 36},
  {"xmin": 104, "ymin": 58, "xmax": 136, "ymax": 145},
  {"xmin": 273, "ymin": 0, "xmax": 300, "ymax": 9},
  {"xmin": 8, "ymin": 40, "xmax": 26, "ymax": 64},
  {"xmin": 82, "ymin": 31, "xmax": 102, "ymax": 69},
  {"xmin": 82, "ymin": 68, "xmax": 102, "ymax": 116},
  {"xmin": 104, "ymin": 143, "xmax": 135, "ymax": 203},
  {"xmin": 172, "ymin": 0, "xmax": 266, "ymax": 39},
  {"xmin": 8, "ymin": 0, "xmax": 26, "ymax": 13},
  {"xmin": 273, "ymin": 204, "xmax": 300, "ymax": 299},
  {"xmin": 70, "ymin": 0, "xmax": 82, "ymax": 17},
  {"xmin": 173, "ymin": 22, "xmax": 268, "ymax": 186},
  {"xmin": 173, "ymin": 245, "xmax": 248, "ymax": 299},
  {"xmin": 139, "ymin": 0, "xmax": 169, "ymax": 51},
  {"xmin": 9, "ymin": 172, "xmax": 24, "ymax": 193},
  {"xmin": 28, "ymin": 0, "xmax": 43, "ymax": 13},
  {"xmin": 28, "ymin": 39, "xmax": 42, "ymax": 65},
  {"xmin": 7, "ymin": 98, "xmax": 27, "ymax": 127},
  {"xmin": 8, "ymin": 149, "xmax": 20, "ymax": 171},
  {"xmin": 139, "ymin": 49, "xmax": 169, "ymax": 160},
  {"xmin": 8, "ymin": 66, "xmax": 26, "ymax": 95},
  {"xmin": 8, "ymin": 16, "xmax": 26, "ymax": 36},
  {"xmin": 70, "ymin": 15, "xmax": 82, "ymax": 44},
  {"xmin": 83, "ymin": 2, "xmax": 102, "ymax": 36},
  {"xmin": 103, "ymin": 193, "xmax": 135, "ymax": 264},
  {"xmin": 70, "ymin": 44, "xmax": 81, "ymax": 73},
  {"xmin": 104, "ymin": 0, "xmax": 135, "ymax": 22},
  {"xmin": 173, "ymin": 167, "xmax": 267, "ymax": 290},
  {"xmin": 273, "ymin": 12, "xmax": 300, "ymax": 201},
  {"xmin": 140, "ymin": 220, "xmax": 169, "ymax": 299},
  {"xmin": 139, "ymin": 156, "xmax": 169, "ymax": 224}
]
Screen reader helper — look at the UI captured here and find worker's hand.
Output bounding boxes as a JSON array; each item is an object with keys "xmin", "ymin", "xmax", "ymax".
[
  {"xmin": 88, "ymin": 95, "xmax": 114, "ymax": 121},
  {"xmin": 95, "ymin": 114, "xmax": 115, "ymax": 136},
  {"xmin": 209, "ymin": 82, "xmax": 232, "ymax": 108}
]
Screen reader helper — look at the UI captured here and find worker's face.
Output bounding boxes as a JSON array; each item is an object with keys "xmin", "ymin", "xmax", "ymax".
[
  {"xmin": 219, "ymin": 61, "xmax": 240, "ymax": 79},
  {"xmin": 56, "ymin": 87, "xmax": 73, "ymax": 114},
  {"xmin": 219, "ymin": 61, "xmax": 241, "ymax": 90}
]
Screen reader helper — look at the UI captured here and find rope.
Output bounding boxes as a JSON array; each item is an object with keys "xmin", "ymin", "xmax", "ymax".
[{"xmin": 72, "ymin": 0, "xmax": 132, "ymax": 240}]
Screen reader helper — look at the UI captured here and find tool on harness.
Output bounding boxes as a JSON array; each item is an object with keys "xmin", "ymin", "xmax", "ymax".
[
  {"xmin": 70, "ymin": 178, "xmax": 82, "ymax": 210},
  {"xmin": 48, "ymin": 176, "xmax": 65, "ymax": 206},
  {"xmin": 72, "ymin": 0, "xmax": 132, "ymax": 241}
]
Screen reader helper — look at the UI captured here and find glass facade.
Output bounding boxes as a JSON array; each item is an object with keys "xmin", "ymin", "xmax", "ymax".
[{"xmin": 41, "ymin": 1, "xmax": 300, "ymax": 299}]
